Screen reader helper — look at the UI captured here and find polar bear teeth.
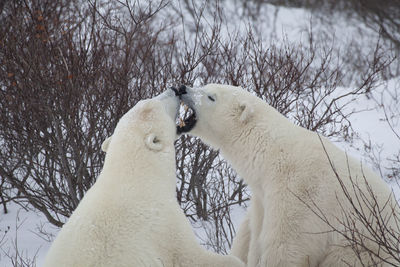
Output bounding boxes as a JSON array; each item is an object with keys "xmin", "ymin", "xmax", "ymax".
[
  {"xmin": 179, "ymin": 118, "xmax": 186, "ymax": 127},
  {"xmin": 178, "ymin": 103, "xmax": 192, "ymax": 122},
  {"xmin": 176, "ymin": 102, "xmax": 197, "ymax": 134}
]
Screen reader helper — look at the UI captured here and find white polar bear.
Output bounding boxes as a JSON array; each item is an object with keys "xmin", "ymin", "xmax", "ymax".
[
  {"xmin": 43, "ymin": 89, "xmax": 244, "ymax": 267},
  {"xmin": 177, "ymin": 84, "xmax": 398, "ymax": 267}
]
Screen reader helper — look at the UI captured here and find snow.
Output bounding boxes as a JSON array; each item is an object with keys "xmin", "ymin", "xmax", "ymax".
[
  {"xmin": 355, "ymin": 79, "xmax": 400, "ymax": 158},
  {"xmin": 0, "ymin": 202, "xmax": 58, "ymax": 267},
  {"xmin": 329, "ymin": 79, "xmax": 398, "ymax": 158},
  {"xmin": 337, "ymin": 78, "xmax": 400, "ymax": 200},
  {"xmin": 230, "ymin": 204, "xmax": 247, "ymax": 233}
]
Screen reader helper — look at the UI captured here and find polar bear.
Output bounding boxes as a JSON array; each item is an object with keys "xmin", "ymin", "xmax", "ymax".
[
  {"xmin": 177, "ymin": 84, "xmax": 398, "ymax": 267},
  {"xmin": 43, "ymin": 89, "xmax": 244, "ymax": 267}
]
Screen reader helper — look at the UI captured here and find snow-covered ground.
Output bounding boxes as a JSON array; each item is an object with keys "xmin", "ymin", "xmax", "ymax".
[
  {"xmin": 0, "ymin": 202, "xmax": 57, "ymax": 267},
  {"xmin": 1, "ymin": 2, "xmax": 399, "ymax": 266},
  {"xmin": 341, "ymin": 78, "xmax": 400, "ymax": 199}
]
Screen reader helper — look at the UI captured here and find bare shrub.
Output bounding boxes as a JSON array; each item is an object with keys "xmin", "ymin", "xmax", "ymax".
[
  {"xmin": 0, "ymin": 210, "xmax": 39, "ymax": 267},
  {"xmin": 0, "ymin": 0, "xmax": 172, "ymax": 226},
  {"xmin": 361, "ymin": 79, "xmax": 400, "ymax": 182}
]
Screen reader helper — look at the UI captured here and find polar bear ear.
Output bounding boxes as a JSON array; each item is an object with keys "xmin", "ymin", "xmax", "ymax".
[
  {"xmin": 101, "ymin": 136, "xmax": 112, "ymax": 152},
  {"xmin": 239, "ymin": 102, "xmax": 254, "ymax": 124},
  {"xmin": 145, "ymin": 133, "xmax": 163, "ymax": 151}
]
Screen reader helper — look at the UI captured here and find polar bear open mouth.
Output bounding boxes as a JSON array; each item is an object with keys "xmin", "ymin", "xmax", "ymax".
[{"xmin": 176, "ymin": 102, "xmax": 197, "ymax": 134}]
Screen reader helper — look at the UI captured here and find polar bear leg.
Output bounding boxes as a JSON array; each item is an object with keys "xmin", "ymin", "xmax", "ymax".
[
  {"xmin": 231, "ymin": 215, "xmax": 251, "ymax": 263},
  {"xmin": 203, "ymin": 253, "xmax": 245, "ymax": 267},
  {"xmin": 246, "ymin": 196, "xmax": 264, "ymax": 266},
  {"xmin": 177, "ymin": 249, "xmax": 244, "ymax": 267},
  {"xmin": 170, "ymin": 209, "xmax": 245, "ymax": 267},
  {"xmin": 319, "ymin": 246, "xmax": 386, "ymax": 267}
]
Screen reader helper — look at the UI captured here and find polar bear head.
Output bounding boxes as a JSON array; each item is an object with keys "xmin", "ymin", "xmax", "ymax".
[
  {"xmin": 101, "ymin": 89, "xmax": 180, "ymax": 167},
  {"xmin": 177, "ymin": 84, "xmax": 255, "ymax": 149}
]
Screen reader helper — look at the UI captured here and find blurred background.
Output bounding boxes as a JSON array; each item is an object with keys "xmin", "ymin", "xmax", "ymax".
[{"xmin": 0, "ymin": 0, "xmax": 399, "ymax": 266}]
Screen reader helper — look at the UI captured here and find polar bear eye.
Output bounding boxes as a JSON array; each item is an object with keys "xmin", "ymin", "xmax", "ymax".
[{"xmin": 208, "ymin": 95, "xmax": 215, "ymax": 102}]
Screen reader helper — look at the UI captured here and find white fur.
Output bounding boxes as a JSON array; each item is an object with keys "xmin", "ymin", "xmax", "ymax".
[
  {"xmin": 182, "ymin": 84, "xmax": 398, "ymax": 267},
  {"xmin": 44, "ymin": 93, "xmax": 244, "ymax": 267}
]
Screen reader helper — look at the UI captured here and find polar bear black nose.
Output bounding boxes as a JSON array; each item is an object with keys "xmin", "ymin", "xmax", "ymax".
[
  {"xmin": 171, "ymin": 85, "xmax": 187, "ymax": 98},
  {"xmin": 178, "ymin": 85, "xmax": 187, "ymax": 95},
  {"xmin": 171, "ymin": 86, "xmax": 179, "ymax": 96}
]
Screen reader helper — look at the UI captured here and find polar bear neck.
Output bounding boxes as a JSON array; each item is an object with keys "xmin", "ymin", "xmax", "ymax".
[
  {"xmin": 219, "ymin": 102, "xmax": 306, "ymax": 190},
  {"xmin": 99, "ymin": 141, "xmax": 177, "ymax": 196}
]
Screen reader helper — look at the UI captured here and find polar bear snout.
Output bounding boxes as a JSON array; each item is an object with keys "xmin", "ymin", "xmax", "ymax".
[
  {"xmin": 153, "ymin": 89, "xmax": 181, "ymax": 123},
  {"xmin": 178, "ymin": 85, "xmax": 187, "ymax": 95},
  {"xmin": 171, "ymin": 85, "xmax": 187, "ymax": 98}
]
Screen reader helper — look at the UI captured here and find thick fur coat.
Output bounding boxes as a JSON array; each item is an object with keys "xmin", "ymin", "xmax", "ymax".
[
  {"xmin": 180, "ymin": 84, "xmax": 398, "ymax": 267},
  {"xmin": 44, "ymin": 91, "xmax": 244, "ymax": 267}
]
